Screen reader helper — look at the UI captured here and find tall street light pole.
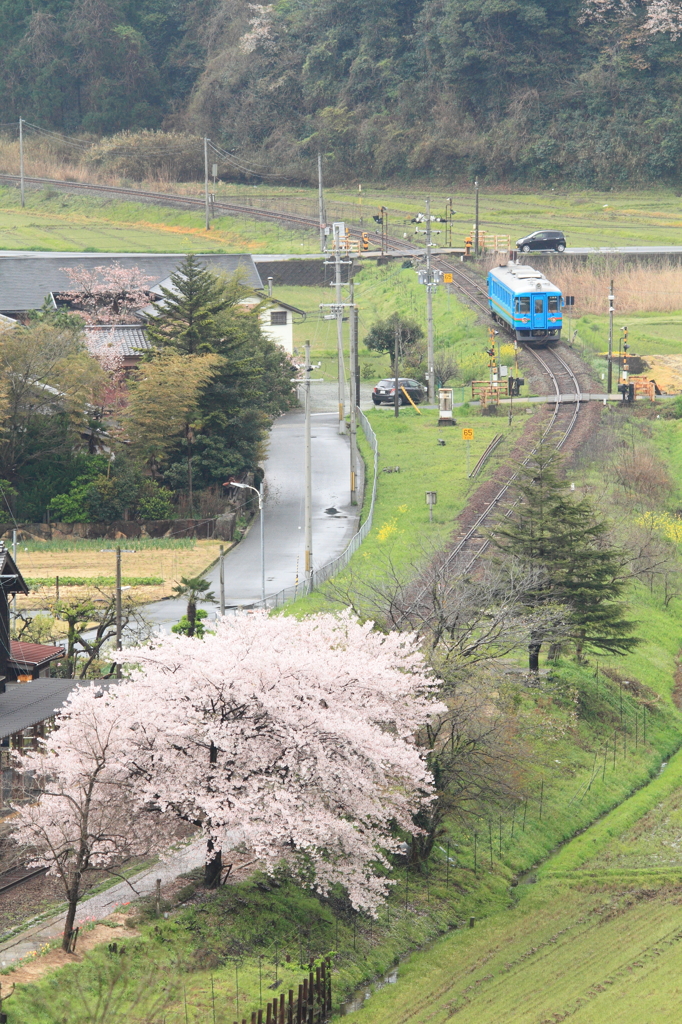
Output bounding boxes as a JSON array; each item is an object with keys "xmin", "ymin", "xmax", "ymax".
[
  {"xmin": 304, "ymin": 341, "xmax": 313, "ymax": 588},
  {"xmin": 334, "ymin": 223, "xmax": 346, "ymax": 434},
  {"xmin": 230, "ymin": 482, "xmax": 265, "ymax": 604}
]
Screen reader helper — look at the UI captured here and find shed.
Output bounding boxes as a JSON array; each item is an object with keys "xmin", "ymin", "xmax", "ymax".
[
  {"xmin": 85, "ymin": 324, "xmax": 153, "ymax": 369},
  {"xmin": 9, "ymin": 640, "xmax": 66, "ymax": 682}
]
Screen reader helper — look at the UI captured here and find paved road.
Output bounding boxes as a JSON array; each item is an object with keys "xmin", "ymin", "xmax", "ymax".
[
  {"xmin": 141, "ymin": 408, "xmax": 360, "ymax": 630},
  {"xmin": 565, "ymin": 246, "xmax": 682, "ymax": 255}
]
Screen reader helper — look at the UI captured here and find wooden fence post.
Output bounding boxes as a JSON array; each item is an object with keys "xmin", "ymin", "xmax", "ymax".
[{"xmin": 288, "ymin": 989, "xmax": 294, "ymax": 1024}]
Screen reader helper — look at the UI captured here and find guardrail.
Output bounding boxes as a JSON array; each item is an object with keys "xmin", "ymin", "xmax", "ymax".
[{"xmin": 253, "ymin": 410, "xmax": 379, "ymax": 609}]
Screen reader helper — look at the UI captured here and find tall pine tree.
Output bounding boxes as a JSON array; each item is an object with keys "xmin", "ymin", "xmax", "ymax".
[
  {"xmin": 145, "ymin": 254, "xmax": 229, "ymax": 354},
  {"xmin": 490, "ymin": 444, "xmax": 639, "ymax": 671}
]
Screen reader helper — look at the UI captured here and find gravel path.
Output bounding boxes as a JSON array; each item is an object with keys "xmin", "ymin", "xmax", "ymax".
[{"xmin": 0, "ymin": 841, "xmax": 206, "ymax": 966}]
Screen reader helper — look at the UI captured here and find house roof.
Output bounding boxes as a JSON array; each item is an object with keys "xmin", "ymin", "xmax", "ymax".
[
  {"xmin": 0, "ymin": 677, "xmax": 84, "ymax": 740},
  {"xmin": 9, "ymin": 641, "xmax": 66, "ymax": 670},
  {"xmin": 85, "ymin": 324, "xmax": 152, "ymax": 357},
  {"xmin": 0, "ymin": 253, "xmax": 263, "ymax": 313},
  {"xmin": 0, "ymin": 545, "xmax": 29, "ymax": 596},
  {"xmin": 255, "ymin": 292, "xmax": 307, "ymax": 317}
]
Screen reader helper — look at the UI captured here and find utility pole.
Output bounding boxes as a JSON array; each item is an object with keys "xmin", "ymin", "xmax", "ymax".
[
  {"xmin": 334, "ymin": 222, "xmax": 346, "ymax": 434},
  {"xmin": 394, "ymin": 320, "xmax": 401, "ymax": 419},
  {"xmin": 219, "ymin": 545, "xmax": 225, "ymax": 615},
  {"xmin": 474, "ymin": 179, "xmax": 479, "ymax": 257},
  {"xmin": 11, "ymin": 529, "xmax": 16, "ymax": 624},
  {"xmin": 607, "ymin": 279, "xmax": 614, "ymax": 394},
  {"xmin": 204, "ymin": 137, "xmax": 210, "ymax": 231},
  {"xmin": 426, "ymin": 197, "xmax": 435, "ymax": 404},
  {"xmin": 348, "ymin": 289, "xmax": 359, "ymax": 504},
  {"xmin": 19, "ymin": 117, "xmax": 25, "ymax": 208},
  {"xmin": 115, "ymin": 546, "xmax": 122, "ymax": 680},
  {"xmin": 304, "ymin": 341, "xmax": 313, "ymax": 590},
  {"xmin": 259, "ymin": 481, "xmax": 265, "ymax": 604},
  {"xmin": 317, "ymin": 152, "xmax": 326, "ymax": 252}
]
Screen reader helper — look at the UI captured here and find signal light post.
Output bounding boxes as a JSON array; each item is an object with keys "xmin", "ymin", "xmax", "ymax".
[{"xmin": 607, "ymin": 279, "xmax": 615, "ymax": 394}]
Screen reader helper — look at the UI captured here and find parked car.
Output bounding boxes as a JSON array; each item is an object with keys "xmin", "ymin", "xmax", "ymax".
[
  {"xmin": 372, "ymin": 378, "xmax": 427, "ymax": 406},
  {"xmin": 516, "ymin": 230, "xmax": 566, "ymax": 253}
]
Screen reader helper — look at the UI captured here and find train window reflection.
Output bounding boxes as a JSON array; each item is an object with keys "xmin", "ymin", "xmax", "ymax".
[
  {"xmin": 548, "ymin": 295, "xmax": 560, "ymax": 312},
  {"xmin": 534, "ymin": 298, "xmax": 544, "ymax": 314},
  {"xmin": 516, "ymin": 297, "xmax": 530, "ymax": 313}
]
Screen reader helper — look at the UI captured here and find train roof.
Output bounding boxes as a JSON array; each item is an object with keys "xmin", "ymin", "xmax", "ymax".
[{"xmin": 489, "ymin": 262, "xmax": 561, "ymax": 295}]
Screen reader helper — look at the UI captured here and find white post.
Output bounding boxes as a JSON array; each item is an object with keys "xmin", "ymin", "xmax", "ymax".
[
  {"xmin": 426, "ymin": 197, "xmax": 435, "ymax": 404},
  {"xmin": 204, "ymin": 137, "xmax": 210, "ymax": 231},
  {"xmin": 304, "ymin": 341, "xmax": 313, "ymax": 590},
  {"xmin": 334, "ymin": 223, "xmax": 346, "ymax": 434},
  {"xmin": 259, "ymin": 482, "xmax": 265, "ymax": 604},
  {"xmin": 19, "ymin": 117, "xmax": 25, "ymax": 208}
]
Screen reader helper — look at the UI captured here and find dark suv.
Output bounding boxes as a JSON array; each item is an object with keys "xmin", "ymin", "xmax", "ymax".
[
  {"xmin": 372, "ymin": 378, "xmax": 426, "ymax": 406},
  {"xmin": 516, "ymin": 230, "xmax": 566, "ymax": 253}
]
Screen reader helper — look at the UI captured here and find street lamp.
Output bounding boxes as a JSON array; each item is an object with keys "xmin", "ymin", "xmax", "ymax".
[{"xmin": 225, "ymin": 481, "xmax": 265, "ymax": 605}]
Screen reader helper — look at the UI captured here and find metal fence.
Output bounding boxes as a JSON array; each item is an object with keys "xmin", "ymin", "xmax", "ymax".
[{"xmin": 254, "ymin": 411, "xmax": 379, "ymax": 609}]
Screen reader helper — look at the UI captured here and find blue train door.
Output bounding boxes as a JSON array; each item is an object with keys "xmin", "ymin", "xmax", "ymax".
[{"xmin": 532, "ymin": 294, "xmax": 546, "ymax": 330}]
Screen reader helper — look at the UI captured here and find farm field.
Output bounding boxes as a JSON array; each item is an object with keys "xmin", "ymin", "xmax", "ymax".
[
  {"xmin": 12, "ymin": 539, "xmax": 224, "ymax": 610},
  {"xmin": 7, "ymin": 181, "xmax": 682, "ymax": 254}
]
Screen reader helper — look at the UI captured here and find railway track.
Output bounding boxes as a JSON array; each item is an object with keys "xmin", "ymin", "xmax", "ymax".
[{"xmin": 0, "ymin": 865, "xmax": 47, "ymax": 895}]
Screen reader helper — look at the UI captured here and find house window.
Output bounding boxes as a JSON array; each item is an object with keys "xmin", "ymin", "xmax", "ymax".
[{"xmin": 270, "ymin": 311, "xmax": 287, "ymax": 326}]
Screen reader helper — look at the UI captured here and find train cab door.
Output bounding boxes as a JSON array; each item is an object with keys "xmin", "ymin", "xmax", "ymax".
[{"xmin": 531, "ymin": 293, "xmax": 546, "ymax": 331}]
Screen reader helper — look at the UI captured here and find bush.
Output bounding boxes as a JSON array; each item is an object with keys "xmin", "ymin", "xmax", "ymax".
[
  {"xmin": 136, "ymin": 481, "xmax": 174, "ymax": 520},
  {"xmin": 86, "ymin": 130, "xmax": 204, "ymax": 182}
]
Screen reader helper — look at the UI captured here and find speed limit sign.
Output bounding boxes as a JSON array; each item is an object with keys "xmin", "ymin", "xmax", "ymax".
[{"xmin": 462, "ymin": 428, "xmax": 474, "ymax": 441}]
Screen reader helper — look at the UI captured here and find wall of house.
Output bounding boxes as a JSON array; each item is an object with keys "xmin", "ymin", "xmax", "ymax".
[{"xmin": 260, "ymin": 309, "xmax": 293, "ymax": 355}]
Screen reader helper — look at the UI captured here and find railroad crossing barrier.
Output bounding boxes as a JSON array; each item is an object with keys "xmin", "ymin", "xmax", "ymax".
[{"xmin": 628, "ymin": 376, "xmax": 656, "ymax": 401}]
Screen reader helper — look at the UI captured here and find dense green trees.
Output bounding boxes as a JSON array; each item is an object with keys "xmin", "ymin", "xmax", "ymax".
[{"xmin": 3, "ymin": 1, "xmax": 682, "ymax": 184}]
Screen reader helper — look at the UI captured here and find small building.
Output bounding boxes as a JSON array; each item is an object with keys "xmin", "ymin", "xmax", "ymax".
[
  {"xmin": 85, "ymin": 323, "xmax": 153, "ymax": 370},
  {"xmin": 9, "ymin": 641, "xmax": 66, "ymax": 682},
  {"xmin": 237, "ymin": 293, "xmax": 306, "ymax": 356}
]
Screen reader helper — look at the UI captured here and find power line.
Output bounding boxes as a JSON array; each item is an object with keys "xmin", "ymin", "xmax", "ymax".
[
  {"xmin": 23, "ymin": 122, "xmax": 89, "ymax": 150},
  {"xmin": 207, "ymin": 139, "xmax": 298, "ymax": 182}
]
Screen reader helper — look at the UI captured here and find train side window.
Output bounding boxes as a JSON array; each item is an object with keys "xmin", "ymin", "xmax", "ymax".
[
  {"xmin": 534, "ymin": 298, "xmax": 544, "ymax": 314},
  {"xmin": 548, "ymin": 295, "xmax": 560, "ymax": 312},
  {"xmin": 518, "ymin": 296, "xmax": 530, "ymax": 313}
]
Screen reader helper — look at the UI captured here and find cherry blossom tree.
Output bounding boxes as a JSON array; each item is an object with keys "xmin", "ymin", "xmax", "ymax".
[
  {"xmin": 58, "ymin": 262, "xmax": 154, "ymax": 324},
  {"xmin": 579, "ymin": 0, "xmax": 682, "ymax": 37},
  {"xmin": 116, "ymin": 611, "xmax": 444, "ymax": 911},
  {"xmin": 10, "ymin": 685, "xmax": 166, "ymax": 951}
]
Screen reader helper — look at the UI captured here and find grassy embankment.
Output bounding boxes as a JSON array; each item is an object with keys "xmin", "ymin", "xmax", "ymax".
[
  {"xmin": 7, "ymin": 406, "xmax": 682, "ymax": 1022},
  {"xmin": 11, "ymin": 538, "xmax": 224, "ymax": 610}
]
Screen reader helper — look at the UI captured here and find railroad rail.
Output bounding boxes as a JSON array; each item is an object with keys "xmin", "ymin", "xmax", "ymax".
[{"xmin": 0, "ymin": 865, "xmax": 47, "ymax": 895}]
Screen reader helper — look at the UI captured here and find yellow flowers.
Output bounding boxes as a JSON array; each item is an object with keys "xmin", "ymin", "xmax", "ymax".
[
  {"xmin": 377, "ymin": 518, "xmax": 399, "ymax": 542},
  {"xmin": 636, "ymin": 511, "xmax": 682, "ymax": 543}
]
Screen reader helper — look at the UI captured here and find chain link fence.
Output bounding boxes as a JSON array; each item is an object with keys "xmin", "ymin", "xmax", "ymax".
[{"xmin": 254, "ymin": 411, "xmax": 378, "ymax": 609}]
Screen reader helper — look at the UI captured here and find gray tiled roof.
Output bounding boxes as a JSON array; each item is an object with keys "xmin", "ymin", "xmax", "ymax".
[
  {"xmin": 85, "ymin": 324, "xmax": 152, "ymax": 356},
  {"xmin": 0, "ymin": 253, "xmax": 263, "ymax": 313},
  {"xmin": 0, "ymin": 678, "xmax": 85, "ymax": 739}
]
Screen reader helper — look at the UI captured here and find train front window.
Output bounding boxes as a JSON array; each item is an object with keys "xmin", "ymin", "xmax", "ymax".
[
  {"xmin": 534, "ymin": 298, "xmax": 544, "ymax": 314},
  {"xmin": 548, "ymin": 295, "xmax": 560, "ymax": 312},
  {"xmin": 516, "ymin": 296, "xmax": 530, "ymax": 313}
]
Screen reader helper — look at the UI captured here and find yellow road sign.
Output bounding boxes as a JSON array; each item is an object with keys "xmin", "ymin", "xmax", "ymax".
[
  {"xmin": 443, "ymin": 273, "xmax": 453, "ymax": 283},
  {"xmin": 462, "ymin": 428, "xmax": 474, "ymax": 441}
]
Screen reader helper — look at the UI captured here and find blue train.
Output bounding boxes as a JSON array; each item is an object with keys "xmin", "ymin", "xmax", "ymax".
[{"xmin": 487, "ymin": 263, "xmax": 563, "ymax": 344}]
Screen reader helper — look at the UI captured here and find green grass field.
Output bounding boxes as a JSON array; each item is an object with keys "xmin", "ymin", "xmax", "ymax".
[{"xmin": 6, "ymin": 181, "xmax": 682, "ymax": 254}]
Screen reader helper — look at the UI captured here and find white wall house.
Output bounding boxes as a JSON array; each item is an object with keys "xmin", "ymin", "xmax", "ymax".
[{"xmin": 239, "ymin": 294, "xmax": 306, "ymax": 357}]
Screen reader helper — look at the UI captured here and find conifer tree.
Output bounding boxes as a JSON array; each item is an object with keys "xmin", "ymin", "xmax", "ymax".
[
  {"xmin": 145, "ymin": 254, "xmax": 228, "ymax": 354},
  {"xmin": 490, "ymin": 443, "xmax": 639, "ymax": 671}
]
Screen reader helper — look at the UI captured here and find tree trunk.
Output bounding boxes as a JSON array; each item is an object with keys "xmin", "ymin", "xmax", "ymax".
[
  {"xmin": 187, "ymin": 598, "xmax": 196, "ymax": 637},
  {"xmin": 204, "ymin": 840, "xmax": 222, "ymax": 888},
  {"xmin": 62, "ymin": 886, "xmax": 79, "ymax": 952},
  {"xmin": 528, "ymin": 642, "xmax": 541, "ymax": 673}
]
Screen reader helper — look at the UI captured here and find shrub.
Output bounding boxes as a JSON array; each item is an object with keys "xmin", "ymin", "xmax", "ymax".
[{"xmin": 86, "ymin": 130, "xmax": 204, "ymax": 183}]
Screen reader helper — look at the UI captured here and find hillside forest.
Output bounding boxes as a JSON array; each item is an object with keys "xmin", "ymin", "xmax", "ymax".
[{"xmin": 3, "ymin": 1, "xmax": 682, "ymax": 187}]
